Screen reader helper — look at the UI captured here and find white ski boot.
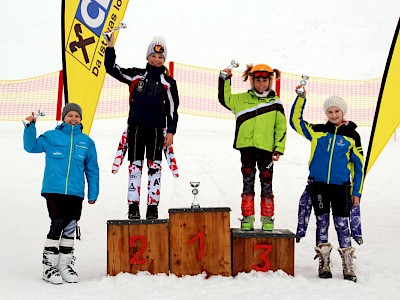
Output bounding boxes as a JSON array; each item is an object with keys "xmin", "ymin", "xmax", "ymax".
[
  {"xmin": 42, "ymin": 249, "xmax": 63, "ymax": 284},
  {"xmin": 58, "ymin": 238, "xmax": 78, "ymax": 283}
]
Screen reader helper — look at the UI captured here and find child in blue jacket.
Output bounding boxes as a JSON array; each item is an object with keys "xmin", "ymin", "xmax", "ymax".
[
  {"xmin": 290, "ymin": 86, "xmax": 364, "ymax": 283},
  {"xmin": 23, "ymin": 103, "xmax": 99, "ymax": 284}
]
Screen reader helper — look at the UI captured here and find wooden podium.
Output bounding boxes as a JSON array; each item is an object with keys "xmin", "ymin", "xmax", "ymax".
[
  {"xmin": 107, "ymin": 219, "xmax": 169, "ymax": 275},
  {"xmin": 168, "ymin": 207, "xmax": 231, "ymax": 277},
  {"xmin": 107, "ymin": 209, "xmax": 296, "ymax": 278},
  {"xmin": 231, "ymin": 228, "xmax": 295, "ymax": 276}
]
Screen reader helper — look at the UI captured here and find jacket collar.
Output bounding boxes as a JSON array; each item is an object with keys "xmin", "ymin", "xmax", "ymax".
[
  {"xmin": 325, "ymin": 120, "xmax": 358, "ymax": 132},
  {"xmin": 145, "ymin": 64, "xmax": 165, "ymax": 78},
  {"xmin": 248, "ymin": 89, "xmax": 276, "ymax": 100},
  {"xmin": 57, "ymin": 122, "xmax": 83, "ymax": 135}
]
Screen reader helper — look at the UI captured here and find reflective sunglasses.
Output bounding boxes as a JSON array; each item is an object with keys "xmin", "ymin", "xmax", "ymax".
[
  {"xmin": 250, "ymin": 71, "xmax": 271, "ymax": 79},
  {"xmin": 153, "ymin": 45, "xmax": 165, "ymax": 54}
]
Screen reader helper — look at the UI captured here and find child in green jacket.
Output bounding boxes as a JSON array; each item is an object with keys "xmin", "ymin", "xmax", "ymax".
[{"xmin": 218, "ymin": 63, "xmax": 287, "ymax": 231}]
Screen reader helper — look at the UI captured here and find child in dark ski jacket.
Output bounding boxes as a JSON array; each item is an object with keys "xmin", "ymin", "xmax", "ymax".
[
  {"xmin": 218, "ymin": 63, "xmax": 286, "ymax": 231},
  {"xmin": 105, "ymin": 32, "xmax": 179, "ymax": 220},
  {"xmin": 23, "ymin": 103, "xmax": 99, "ymax": 284},
  {"xmin": 290, "ymin": 85, "xmax": 364, "ymax": 282}
]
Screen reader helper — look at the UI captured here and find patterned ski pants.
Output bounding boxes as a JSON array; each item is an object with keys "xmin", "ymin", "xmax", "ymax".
[{"xmin": 128, "ymin": 160, "xmax": 162, "ymax": 205}]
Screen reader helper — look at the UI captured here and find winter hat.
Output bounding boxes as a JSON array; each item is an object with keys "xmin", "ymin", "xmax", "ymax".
[
  {"xmin": 323, "ymin": 96, "xmax": 347, "ymax": 115},
  {"xmin": 62, "ymin": 103, "xmax": 82, "ymax": 120},
  {"xmin": 146, "ymin": 36, "xmax": 167, "ymax": 60}
]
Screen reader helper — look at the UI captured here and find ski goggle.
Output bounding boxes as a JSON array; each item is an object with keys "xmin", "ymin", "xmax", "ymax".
[
  {"xmin": 250, "ymin": 71, "xmax": 272, "ymax": 79},
  {"xmin": 153, "ymin": 45, "xmax": 165, "ymax": 54}
]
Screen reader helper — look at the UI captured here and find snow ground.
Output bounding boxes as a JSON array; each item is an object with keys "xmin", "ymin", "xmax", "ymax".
[{"xmin": 1, "ymin": 0, "xmax": 400, "ymax": 299}]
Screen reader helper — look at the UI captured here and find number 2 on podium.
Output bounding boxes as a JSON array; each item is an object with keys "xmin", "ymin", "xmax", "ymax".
[{"xmin": 129, "ymin": 235, "xmax": 147, "ymax": 265}]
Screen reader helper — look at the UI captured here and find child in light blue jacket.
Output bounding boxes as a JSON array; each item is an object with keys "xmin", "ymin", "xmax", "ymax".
[{"xmin": 23, "ymin": 103, "xmax": 99, "ymax": 284}]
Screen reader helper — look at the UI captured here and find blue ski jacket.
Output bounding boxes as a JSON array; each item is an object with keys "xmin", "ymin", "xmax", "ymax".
[
  {"xmin": 290, "ymin": 96, "xmax": 364, "ymax": 197},
  {"xmin": 23, "ymin": 122, "xmax": 99, "ymax": 201}
]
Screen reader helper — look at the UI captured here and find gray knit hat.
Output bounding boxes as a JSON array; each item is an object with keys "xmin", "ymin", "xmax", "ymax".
[
  {"xmin": 62, "ymin": 103, "xmax": 82, "ymax": 120},
  {"xmin": 323, "ymin": 96, "xmax": 347, "ymax": 115},
  {"xmin": 146, "ymin": 36, "xmax": 167, "ymax": 60}
]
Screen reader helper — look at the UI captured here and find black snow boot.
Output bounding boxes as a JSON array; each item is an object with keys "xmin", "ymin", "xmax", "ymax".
[
  {"xmin": 128, "ymin": 203, "xmax": 140, "ymax": 219},
  {"xmin": 146, "ymin": 205, "xmax": 158, "ymax": 220}
]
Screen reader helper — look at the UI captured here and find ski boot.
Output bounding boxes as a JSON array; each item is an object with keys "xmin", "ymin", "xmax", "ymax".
[
  {"xmin": 42, "ymin": 248, "xmax": 63, "ymax": 284},
  {"xmin": 261, "ymin": 216, "xmax": 274, "ymax": 231},
  {"xmin": 240, "ymin": 215, "xmax": 255, "ymax": 231},
  {"xmin": 146, "ymin": 205, "xmax": 158, "ymax": 220},
  {"xmin": 338, "ymin": 246, "xmax": 357, "ymax": 282},
  {"xmin": 128, "ymin": 202, "xmax": 140, "ymax": 219},
  {"xmin": 58, "ymin": 252, "xmax": 78, "ymax": 283},
  {"xmin": 314, "ymin": 242, "xmax": 333, "ymax": 279},
  {"xmin": 58, "ymin": 238, "xmax": 78, "ymax": 283}
]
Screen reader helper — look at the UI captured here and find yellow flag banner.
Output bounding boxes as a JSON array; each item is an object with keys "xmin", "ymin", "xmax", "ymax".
[
  {"xmin": 62, "ymin": 0, "xmax": 130, "ymax": 134},
  {"xmin": 365, "ymin": 18, "xmax": 400, "ymax": 175}
]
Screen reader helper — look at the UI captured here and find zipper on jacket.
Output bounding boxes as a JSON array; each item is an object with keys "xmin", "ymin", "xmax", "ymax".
[
  {"xmin": 65, "ymin": 125, "xmax": 74, "ymax": 194},
  {"xmin": 327, "ymin": 138, "xmax": 332, "ymax": 152},
  {"xmin": 143, "ymin": 78, "xmax": 148, "ymax": 93},
  {"xmin": 154, "ymin": 81, "xmax": 159, "ymax": 97},
  {"xmin": 326, "ymin": 127, "xmax": 338, "ymax": 184}
]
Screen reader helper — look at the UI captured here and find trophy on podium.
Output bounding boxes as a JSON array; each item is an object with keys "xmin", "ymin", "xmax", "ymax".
[
  {"xmin": 220, "ymin": 59, "xmax": 240, "ymax": 80},
  {"xmin": 297, "ymin": 74, "xmax": 309, "ymax": 96},
  {"xmin": 190, "ymin": 182, "xmax": 200, "ymax": 209},
  {"xmin": 103, "ymin": 21, "xmax": 127, "ymax": 42}
]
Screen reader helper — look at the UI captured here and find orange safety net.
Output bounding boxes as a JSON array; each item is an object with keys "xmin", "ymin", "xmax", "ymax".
[{"xmin": 0, "ymin": 62, "xmax": 381, "ymax": 126}]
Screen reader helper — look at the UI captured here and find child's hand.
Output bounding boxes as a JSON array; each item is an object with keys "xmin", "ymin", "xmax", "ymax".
[
  {"xmin": 164, "ymin": 133, "xmax": 174, "ymax": 148},
  {"xmin": 222, "ymin": 68, "xmax": 232, "ymax": 77},
  {"xmin": 219, "ymin": 68, "xmax": 233, "ymax": 80},
  {"xmin": 295, "ymin": 84, "xmax": 306, "ymax": 97},
  {"xmin": 273, "ymin": 151, "xmax": 281, "ymax": 161},
  {"xmin": 88, "ymin": 200, "xmax": 95, "ymax": 204},
  {"xmin": 106, "ymin": 31, "xmax": 115, "ymax": 48},
  {"xmin": 25, "ymin": 113, "xmax": 37, "ymax": 124},
  {"xmin": 351, "ymin": 195, "xmax": 360, "ymax": 206}
]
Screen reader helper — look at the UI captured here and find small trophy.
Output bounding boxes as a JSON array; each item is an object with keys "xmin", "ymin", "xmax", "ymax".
[
  {"xmin": 220, "ymin": 59, "xmax": 240, "ymax": 80},
  {"xmin": 103, "ymin": 21, "xmax": 127, "ymax": 42},
  {"xmin": 297, "ymin": 74, "xmax": 309, "ymax": 96},
  {"xmin": 22, "ymin": 109, "xmax": 45, "ymax": 127},
  {"xmin": 190, "ymin": 181, "xmax": 200, "ymax": 209}
]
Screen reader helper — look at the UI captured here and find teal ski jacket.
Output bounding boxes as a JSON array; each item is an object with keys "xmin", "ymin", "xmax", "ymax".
[{"xmin": 23, "ymin": 122, "xmax": 99, "ymax": 201}]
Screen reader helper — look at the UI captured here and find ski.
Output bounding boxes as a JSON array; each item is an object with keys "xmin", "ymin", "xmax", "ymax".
[
  {"xmin": 295, "ymin": 186, "xmax": 312, "ymax": 243},
  {"xmin": 112, "ymin": 126, "xmax": 179, "ymax": 178},
  {"xmin": 295, "ymin": 185, "xmax": 363, "ymax": 244},
  {"xmin": 111, "ymin": 127, "xmax": 128, "ymax": 174},
  {"xmin": 350, "ymin": 204, "xmax": 363, "ymax": 245},
  {"xmin": 162, "ymin": 129, "xmax": 179, "ymax": 178}
]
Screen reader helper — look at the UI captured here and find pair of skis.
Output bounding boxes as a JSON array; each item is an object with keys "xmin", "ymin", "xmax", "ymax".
[
  {"xmin": 296, "ymin": 185, "xmax": 363, "ymax": 245},
  {"xmin": 111, "ymin": 126, "xmax": 179, "ymax": 177}
]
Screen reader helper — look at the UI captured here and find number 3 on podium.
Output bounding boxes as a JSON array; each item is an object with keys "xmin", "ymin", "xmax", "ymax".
[{"xmin": 252, "ymin": 244, "xmax": 273, "ymax": 272}]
